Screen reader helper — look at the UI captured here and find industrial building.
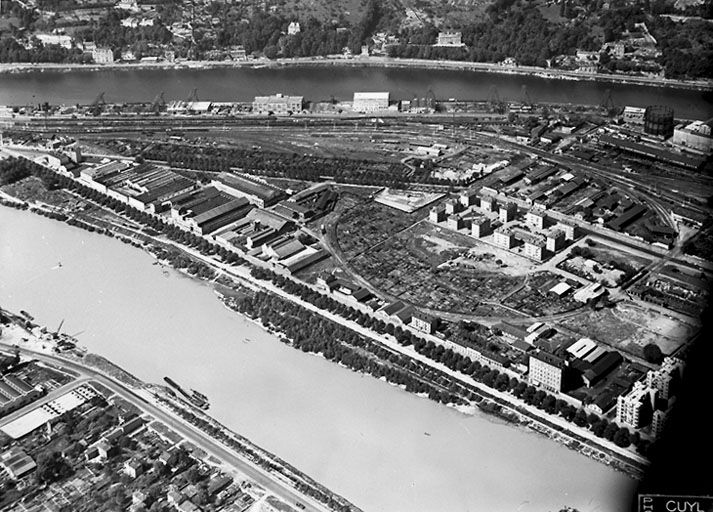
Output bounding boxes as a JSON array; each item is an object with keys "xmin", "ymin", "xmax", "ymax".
[
  {"xmin": 169, "ymin": 187, "xmax": 252, "ymax": 235},
  {"xmin": 622, "ymin": 106, "xmax": 645, "ymax": 125},
  {"xmin": 352, "ymin": 92, "xmax": 390, "ymax": 113},
  {"xmin": 643, "ymin": 105, "xmax": 674, "ymax": 138},
  {"xmin": 212, "ymin": 172, "xmax": 286, "ymax": 208},
  {"xmin": 672, "ymin": 119, "xmax": 713, "ymax": 153},
  {"xmin": 0, "ymin": 375, "xmax": 41, "ymax": 417},
  {"xmin": 252, "ymin": 94, "xmax": 304, "ymax": 115},
  {"xmin": 528, "ymin": 350, "xmax": 565, "ymax": 393}
]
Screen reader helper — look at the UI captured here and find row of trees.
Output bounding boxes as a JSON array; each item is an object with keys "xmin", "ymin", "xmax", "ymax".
[{"xmin": 143, "ymin": 142, "xmax": 457, "ymax": 187}]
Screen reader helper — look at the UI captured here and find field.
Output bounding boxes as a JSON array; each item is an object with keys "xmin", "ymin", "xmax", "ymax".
[{"xmin": 560, "ymin": 302, "xmax": 699, "ymax": 358}]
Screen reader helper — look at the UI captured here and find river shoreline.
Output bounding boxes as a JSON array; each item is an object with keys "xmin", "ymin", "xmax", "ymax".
[
  {"xmin": 1, "ymin": 56, "xmax": 711, "ymax": 92},
  {"xmin": 0, "ymin": 191, "xmax": 647, "ymax": 481}
]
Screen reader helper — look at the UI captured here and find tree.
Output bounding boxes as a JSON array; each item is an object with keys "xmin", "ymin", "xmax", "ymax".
[
  {"xmin": 613, "ymin": 427, "xmax": 631, "ymax": 447},
  {"xmin": 36, "ymin": 452, "xmax": 73, "ymax": 485},
  {"xmin": 643, "ymin": 343, "xmax": 664, "ymax": 364}
]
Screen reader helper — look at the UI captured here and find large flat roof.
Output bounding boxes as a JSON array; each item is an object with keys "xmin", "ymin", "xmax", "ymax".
[
  {"xmin": 353, "ymin": 92, "xmax": 390, "ymax": 100},
  {"xmin": 1, "ymin": 385, "xmax": 97, "ymax": 439}
]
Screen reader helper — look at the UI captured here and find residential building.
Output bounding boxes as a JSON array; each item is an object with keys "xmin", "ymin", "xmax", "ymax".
[
  {"xmin": 36, "ymin": 33, "xmax": 73, "ymax": 49},
  {"xmin": 411, "ymin": 312, "xmax": 437, "ymax": 334},
  {"xmin": 498, "ymin": 202, "xmax": 517, "ymax": 223},
  {"xmin": 545, "ymin": 229, "xmax": 566, "ymax": 252},
  {"xmin": 444, "ymin": 199, "xmax": 461, "ymax": 215},
  {"xmin": 525, "ymin": 208, "xmax": 547, "ymax": 229},
  {"xmin": 429, "ymin": 206, "xmax": 446, "ymax": 223},
  {"xmin": 92, "ymin": 48, "xmax": 114, "ymax": 64},
  {"xmin": 447, "ymin": 215, "xmax": 465, "ymax": 230},
  {"xmin": 352, "ymin": 92, "xmax": 390, "ymax": 113},
  {"xmin": 459, "ymin": 188, "xmax": 478, "ymax": 207},
  {"xmin": 252, "ymin": 94, "xmax": 304, "ymax": 115},
  {"xmin": 435, "ymin": 31, "xmax": 463, "ymax": 47},
  {"xmin": 287, "ymin": 21, "xmax": 301, "ymax": 35},
  {"xmin": 557, "ymin": 221, "xmax": 577, "ymax": 240},
  {"xmin": 523, "ymin": 239, "xmax": 545, "ymax": 261},
  {"xmin": 528, "ymin": 350, "xmax": 565, "ymax": 393},
  {"xmin": 672, "ymin": 119, "xmax": 713, "ymax": 153},
  {"xmin": 651, "ymin": 408, "xmax": 668, "ymax": 438},
  {"xmin": 616, "ymin": 381, "xmax": 656, "ymax": 428},
  {"xmin": 123, "ymin": 459, "xmax": 143, "ymax": 479},
  {"xmin": 470, "ymin": 216, "xmax": 490, "ymax": 238},
  {"xmin": 493, "ymin": 228, "xmax": 515, "ymax": 249},
  {"xmin": 645, "ymin": 357, "xmax": 684, "ymax": 401},
  {"xmin": 479, "ymin": 194, "xmax": 496, "ymax": 212}
]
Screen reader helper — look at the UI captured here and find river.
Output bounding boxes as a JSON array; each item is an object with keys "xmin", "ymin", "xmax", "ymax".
[
  {"xmin": 0, "ymin": 206, "xmax": 636, "ymax": 512},
  {"xmin": 0, "ymin": 66, "xmax": 711, "ymax": 119}
]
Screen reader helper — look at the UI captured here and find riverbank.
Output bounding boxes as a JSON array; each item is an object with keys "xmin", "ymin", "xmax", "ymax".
[
  {"xmin": 0, "ymin": 55, "xmax": 710, "ymax": 92},
  {"xmin": 0, "ymin": 198, "xmax": 638, "ymax": 511},
  {"xmin": 0, "ymin": 187, "xmax": 649, "ymax": 480}
]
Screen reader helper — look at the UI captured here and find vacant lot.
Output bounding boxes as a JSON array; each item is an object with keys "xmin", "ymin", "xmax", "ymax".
[{"xmin": 561, "ymin": 302, "xmax": 698, "ymax": 358}]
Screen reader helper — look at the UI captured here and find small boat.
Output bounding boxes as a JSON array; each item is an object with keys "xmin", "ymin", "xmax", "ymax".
[{"xmin": 424, "ymin": 432, "xmax": 431, "ymax": 437}]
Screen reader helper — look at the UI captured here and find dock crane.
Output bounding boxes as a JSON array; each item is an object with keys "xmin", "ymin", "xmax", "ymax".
[
  {"xmin": 90, "ymin": 92, "xmax": 106, "ymax": 116},
  {"xmin": 150, "ymin": 91, "xmax": 166, "ymax": 113},
  {"xmin": 488, "ymin": 85, "xmax": 506, "ymax": 114},
  {"xmin": 186, "ymin": 88, "xmax": 199, "ymax": 103}
]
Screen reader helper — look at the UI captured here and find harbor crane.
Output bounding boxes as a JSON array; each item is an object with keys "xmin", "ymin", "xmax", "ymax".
[
  {"xmin": 151, "ymin": 91, "xmax": 166, "ymax": 113},
  {"xmin": 186, "ymin": 88, "xmax": 199, "ymax": 103},
  {"xmin": 90, "ymin": 92, "xmax": 106, "ymax": 116}
]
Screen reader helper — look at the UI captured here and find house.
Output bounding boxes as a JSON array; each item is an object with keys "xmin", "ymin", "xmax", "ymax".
[
  {"xmin": 435, "ymin": 31, "xmax": 464, "ymax": 47},
  {"xmin": 96, "ymin": 439, "xmax": 116, "ymax": 460},
  {"xmin": 92, "ymin": 48, "xmax": 114, "ymax": 64},
  {"xmin": 123, "ymin": 459, "xmax": 143, "ymax": 479},
  {"xmin": 287, "ymin": 21, "xmax": 301, "ymax": 35}
]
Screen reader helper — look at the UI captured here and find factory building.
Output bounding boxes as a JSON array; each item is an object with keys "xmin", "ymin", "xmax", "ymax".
[
  {"xmin": 673, "ymin": 119, "xmax": 713, "ymax": 153},
  {"xmin": 252, "ymin": 94, "xmax": 304, "ymax": 115},
  {"xmin": 352, "ymin": 92, "xmax": 390, "ymax": 113}
]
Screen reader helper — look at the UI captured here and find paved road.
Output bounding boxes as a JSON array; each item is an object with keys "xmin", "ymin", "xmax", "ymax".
[{"xmin": 0, "ymin": 341, "xmax": 337, "ymax": 512}]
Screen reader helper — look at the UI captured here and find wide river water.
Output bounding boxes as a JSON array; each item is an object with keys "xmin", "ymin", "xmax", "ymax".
[
  {"xmin": 0, "ymin": 66, "xmax": 711, "ymax": 119},
  {"xmin": 0, "ymin": 206, "xmax": 636, "ymax": 511}
]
